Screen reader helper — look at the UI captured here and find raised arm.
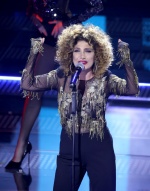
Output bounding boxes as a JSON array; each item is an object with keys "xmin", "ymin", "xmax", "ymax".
[
  {"xmin": 21, "ymin": 38, "xmax": 58, "ymax": 93},
  {"xmin": 108, "ymin": 39, "xmax": 139, "ymax": 96}
]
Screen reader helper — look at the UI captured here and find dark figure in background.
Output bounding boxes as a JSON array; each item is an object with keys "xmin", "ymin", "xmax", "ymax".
[
  {"xmin": 19, "ymin": 24, "xmax": 139, "ymax": 191},
  {"xmin": 5, "ymin": 0, "xmax": 103, "ymax": 172}
]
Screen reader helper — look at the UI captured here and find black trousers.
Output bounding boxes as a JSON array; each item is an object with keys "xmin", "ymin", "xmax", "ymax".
[{"xmin": 53, "ymin": 128, "xmax": 116, "ymax": 191}]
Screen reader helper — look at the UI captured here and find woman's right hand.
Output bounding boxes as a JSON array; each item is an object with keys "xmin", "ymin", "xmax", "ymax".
[{"xmin": 31, "ymin": 37, "xmax": 45, "ymax": 54}]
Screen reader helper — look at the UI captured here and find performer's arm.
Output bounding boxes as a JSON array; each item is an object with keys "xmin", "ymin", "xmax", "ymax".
[
  {"xmin": 21, "ymin": 38, "xmax": 58, "ymax": 92},
  {"xmin": 108, "ymin": 39, "xmax": 139, "ymax": 96}
]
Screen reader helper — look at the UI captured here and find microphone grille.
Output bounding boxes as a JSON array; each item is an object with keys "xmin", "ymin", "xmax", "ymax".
[{"xmin": 76, "ymin": 62, "xmax": 85, "ymax": 70}]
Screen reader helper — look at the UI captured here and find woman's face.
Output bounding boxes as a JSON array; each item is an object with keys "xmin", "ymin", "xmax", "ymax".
[{"xmin": 73, "ymin": 40, "xmax": 95, "ymax": 71}]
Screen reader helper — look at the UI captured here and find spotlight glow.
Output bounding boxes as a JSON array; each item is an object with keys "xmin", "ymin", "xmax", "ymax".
[
  {"xmin": 0, "ymin": 76, "xmax": 21, "ymax": 81},
  {"xmin": 139, "ymin": 83, "xmax": 150, "ymax": 87}
]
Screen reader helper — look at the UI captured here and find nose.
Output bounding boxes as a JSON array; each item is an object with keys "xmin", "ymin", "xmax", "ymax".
[{"xmin": 80, "ymin": 51, "xmax": 85, "ymax": 59}]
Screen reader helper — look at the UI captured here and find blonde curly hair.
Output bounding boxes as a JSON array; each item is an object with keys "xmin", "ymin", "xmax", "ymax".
[{"xmin": 56, "ymin": 24, "xmax": 114, "ymax": 77}]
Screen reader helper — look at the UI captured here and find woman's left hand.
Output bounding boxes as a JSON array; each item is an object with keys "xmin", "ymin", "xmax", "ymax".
[{"xmin": 117, "ymin": 39, "xmax": 130, "ymax": 62}]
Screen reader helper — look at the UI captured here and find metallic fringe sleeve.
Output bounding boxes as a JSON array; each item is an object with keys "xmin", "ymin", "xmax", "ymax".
[
  {"xmin": 30, "ymin": 38, "xmax": 44, "ymax": 55},
  {"xmin": 21, "ymin": 38, "xmax": 44, "ymax": 99},
  {"xmin": 116, "ymin": 40, "xmax": 131, "ymax": 67},
  {"xmin": 108, "ymin": 75, "xmax": 127, "ymax": 96},
  {"xmin": 22, "ymin": 90, "xmax": 40, "ymax": 100},
  {"xmin": 132, "ymin": 68, "xmax": 139, "ymax": 96},
  {"xmin": 21, "ymin": 69, "xmax": 41, "ymax": 99},
  {"xmin": 115, "ymin": 40, "xmax": 139, "ymax": 96}
]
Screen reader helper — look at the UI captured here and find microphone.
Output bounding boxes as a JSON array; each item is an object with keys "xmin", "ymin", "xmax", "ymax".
[{"xmin": 70, "ymin": 62, "xmax": 85, "ymax": 88}]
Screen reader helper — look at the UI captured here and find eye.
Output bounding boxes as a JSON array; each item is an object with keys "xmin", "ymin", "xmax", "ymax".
[
  {"xmin": 85, "ymin": 49, "xmax": 94, "ymax": 53},
  {"xmin": 73, "ymin": 49, "xmax": 80, "ymax": 52},
  {"xmin": 85, "ymin": 50, "xmax": 92, "ymax": 53}
]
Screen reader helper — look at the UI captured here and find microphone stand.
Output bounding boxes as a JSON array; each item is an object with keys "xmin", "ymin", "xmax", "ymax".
[
  {"xmin": 70, "ymin": 63, "xmax": 84, "ymax": 191},
  {"xmin": 70, "ymin": 84, "xmax": 77, "ymax": 191}
]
